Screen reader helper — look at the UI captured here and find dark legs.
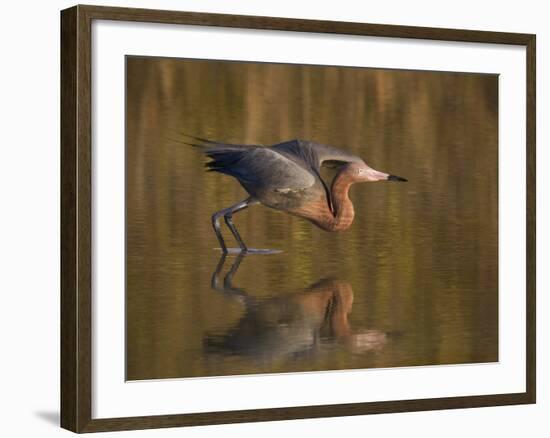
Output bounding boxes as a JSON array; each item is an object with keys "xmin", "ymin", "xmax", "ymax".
[
  {"xmin": 224, "ymin": 204, "xmax": 248, "ymax": 250},
  {"xmin": 211, "ymin": 198, "xmax": 257, "ymax": 253}
]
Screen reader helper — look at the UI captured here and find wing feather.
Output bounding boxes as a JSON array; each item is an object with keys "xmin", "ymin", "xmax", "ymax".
[
  {"xmin": 181, "ymin": 133, "xmax": 262, "ymax": 150},
  {"xmin": 270, "ymin": 139, "xmax": 363, "ymax": 173},
  {"xmin": 204, "ymin": 145, "xmax": 315, "ymax": 190}
]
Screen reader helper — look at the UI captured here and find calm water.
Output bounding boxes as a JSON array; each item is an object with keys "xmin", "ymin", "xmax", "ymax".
[{"xmin": 125, "ymin": 57, "xmax": 498, "ymax": 380}]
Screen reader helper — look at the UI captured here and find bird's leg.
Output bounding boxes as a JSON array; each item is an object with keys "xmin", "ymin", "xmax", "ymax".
[
  {"xmin": 212, "ymin": 198, "xmax": 257, "ymax": 253},
  {"xmin": 223, "ymin": 198, "xmax": 257, "ymax": 252},
  {"xmin": 224, "ymin": 203, "xmax": 249, "ymax": 251},
  {"xmin": 211, "ymin": 210, "xmax": 228, "ymax": 253}
]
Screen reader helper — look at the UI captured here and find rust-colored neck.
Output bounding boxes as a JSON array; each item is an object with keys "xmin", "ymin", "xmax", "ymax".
[
  {"xmin": 287, "ymin": 166, "xmax": 357, "ymax": 232},
  {"xmin": 326, "ymin": 168, "xmax": 355, "ymax": 231}
]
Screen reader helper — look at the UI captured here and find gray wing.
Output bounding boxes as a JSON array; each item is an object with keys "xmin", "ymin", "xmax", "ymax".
[
  {"xmin": 270, "ymin": 139, "xmax": 363, "ymax": 173},
  {"xmin": 188, "ymin": 134, "xmax": 314, "ymax": 190},
  {"xmin": 205, "ymin": 146, "xmax": 315, "ymax": 191}
]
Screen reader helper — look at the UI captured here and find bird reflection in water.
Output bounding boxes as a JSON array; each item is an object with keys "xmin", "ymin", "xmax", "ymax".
[{"xmin": 204, "ymin": 254, "xmax": 388, "ymax": 366}]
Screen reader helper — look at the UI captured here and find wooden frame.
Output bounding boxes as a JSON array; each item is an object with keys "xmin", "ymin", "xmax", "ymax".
[{"xmin": 61, "ymin": 4, "xmax": 536, "ymax": 433}]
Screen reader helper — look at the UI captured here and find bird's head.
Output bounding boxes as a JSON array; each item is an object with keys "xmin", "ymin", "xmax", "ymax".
[{"xmin": 345, "ymin": 162, "xmax": 407, "ymax": 183}]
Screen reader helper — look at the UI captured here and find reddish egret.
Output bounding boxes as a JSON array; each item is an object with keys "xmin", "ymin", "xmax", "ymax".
[{"xmin": 184, "ymin": 135, "xmax": 407, "ymax": 253}]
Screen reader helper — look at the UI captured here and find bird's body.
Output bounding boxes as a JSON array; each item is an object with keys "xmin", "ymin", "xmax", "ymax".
[{"xmin": 184, "ymin": 135, "xmax": 407, "ymax": 252}]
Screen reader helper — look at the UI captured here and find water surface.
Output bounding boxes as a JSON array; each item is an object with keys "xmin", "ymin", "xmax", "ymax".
[{"xmin": 125, "ymin": 57, "xmax": 498, "ymax": 380}]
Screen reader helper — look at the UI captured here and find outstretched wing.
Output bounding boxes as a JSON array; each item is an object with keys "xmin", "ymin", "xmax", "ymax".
[
  {"xmin": 203, "ymin": 144, "xmax": 316, "ymax": 191},
  {"xmin": 270, "ymin": 139, "xmax": 363, "ymax": 173}
]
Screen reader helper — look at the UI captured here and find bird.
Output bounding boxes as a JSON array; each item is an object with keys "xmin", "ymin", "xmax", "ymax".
[{"xmin": 182, "ymin": 134, "xmax": 407, "ymax": 253}]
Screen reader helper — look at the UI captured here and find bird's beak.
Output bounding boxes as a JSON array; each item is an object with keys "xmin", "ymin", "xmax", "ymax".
[
  {"xmin": 362, "ymin": 168, "xmax": 408, "ymax": 182},
  {"xmin": 387, "ymin": 174, "xmax": 408, "ymax": 182}
]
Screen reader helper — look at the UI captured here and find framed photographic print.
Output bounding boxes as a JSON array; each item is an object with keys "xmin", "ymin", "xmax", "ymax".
[{"xmin": 60, "ymin": 4, "xmax": 536, "ymax": 433}]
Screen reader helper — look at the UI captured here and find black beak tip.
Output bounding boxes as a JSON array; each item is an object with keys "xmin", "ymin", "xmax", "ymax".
[{"xmin": 388, "ymin": 174, "xmax": 408, "ymax": 182}]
